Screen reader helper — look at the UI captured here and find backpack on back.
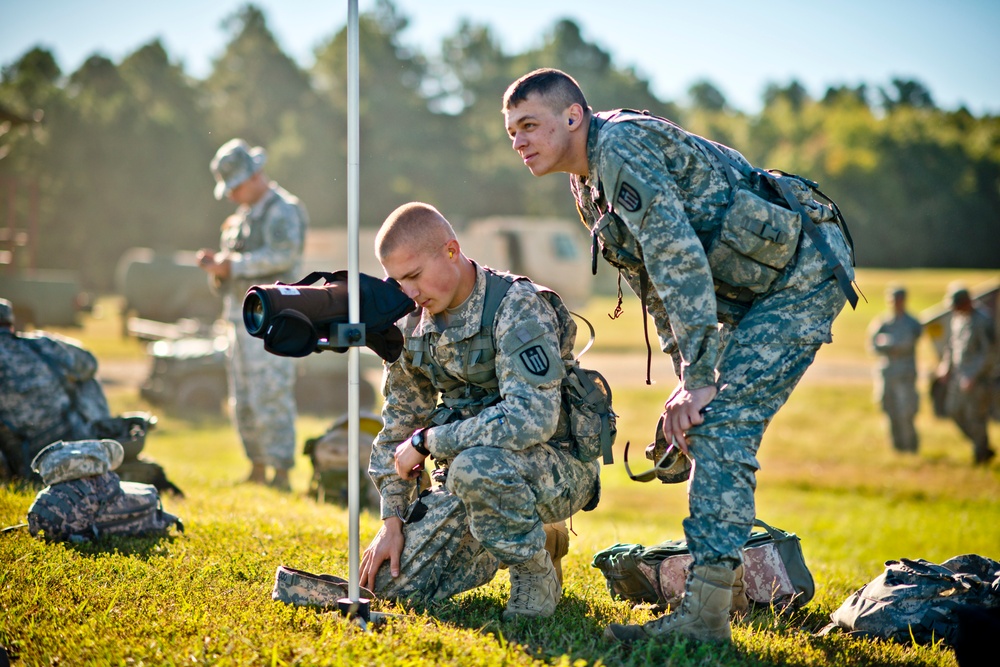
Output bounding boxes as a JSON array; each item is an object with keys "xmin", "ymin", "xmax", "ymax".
[
  {"xmin": 484, "ymin": 270, "xmax": 618, "ymax": 465},
  {"xmin": 820, "ymin": 554, "xmax": 1000, "ymax": 646}
]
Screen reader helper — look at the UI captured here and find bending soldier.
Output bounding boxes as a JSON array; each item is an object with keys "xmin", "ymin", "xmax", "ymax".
[
  {"xmin": 502, "ymin": 69, "xmax": 856, "ymax": 642},
  {"xmin": 359, "ymin": 202, "xmax": 599, "ymax": 618},
  {"xmin": 936, "ymin": 283, "xmax": 996, "ymax": 465}
]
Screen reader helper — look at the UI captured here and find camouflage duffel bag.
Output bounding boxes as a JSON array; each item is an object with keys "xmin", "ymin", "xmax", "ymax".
[
  {"xmin": 592, "ymin": 518, "xmax": 814, "ymax": 611},
  {"xmin": 27, "ymin": 471, "xmax": 183, "ymax": 543}
]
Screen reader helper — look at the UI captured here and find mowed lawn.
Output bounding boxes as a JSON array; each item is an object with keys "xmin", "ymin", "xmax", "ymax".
[{"xmin": 1, "ymin": 268, "xmax": 998, "ymax": 666}]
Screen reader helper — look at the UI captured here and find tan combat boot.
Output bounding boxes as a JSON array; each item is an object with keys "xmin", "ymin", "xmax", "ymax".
[
  {"xmin": 543, "ymin": 521, "xmax": 570, "ymax": 587},
  {"xmin": 503, "ymin": 549, "xmax": 561, "ymax": 620},
  {"xmin": 604, "ymin": 564, "xmax": 735, "ymax": 643},
  {"xmin": 730, "ymin": 564, "xmax": 749, "ymax": 619}
]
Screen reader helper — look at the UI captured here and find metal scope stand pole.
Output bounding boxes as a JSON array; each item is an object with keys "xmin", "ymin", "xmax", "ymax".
[{"xmin": 335, "ymin": 0, "xmax": 370, "ymax": 627}]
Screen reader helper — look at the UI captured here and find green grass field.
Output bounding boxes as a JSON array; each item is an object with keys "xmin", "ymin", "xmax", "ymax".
[{"xmin": 2, "ymin": 268, "xmax": 998, "ymax": 666}]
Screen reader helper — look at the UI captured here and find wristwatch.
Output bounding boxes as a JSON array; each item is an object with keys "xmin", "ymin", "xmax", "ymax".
[{"xmin": 409, "ymin": 428, "xmax": 430, "ymax": 456}]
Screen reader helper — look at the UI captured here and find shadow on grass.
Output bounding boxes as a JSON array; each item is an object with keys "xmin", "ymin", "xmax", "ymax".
[{"xmin": 64, "ymin": 532, "xmax": 183, "ymax": 560}]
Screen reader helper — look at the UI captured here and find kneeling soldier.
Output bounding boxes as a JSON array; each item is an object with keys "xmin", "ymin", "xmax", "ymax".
[{"xmin": 360, "ymin": 203, "xmax": 600, "ymax": 618}]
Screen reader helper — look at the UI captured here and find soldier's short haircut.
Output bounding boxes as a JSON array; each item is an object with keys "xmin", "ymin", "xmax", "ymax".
[
  {"xmin": 376, "ymin": 202, "xmax": 457, "ymax": 263},
  {"xmin": 503, "ymin": 68, "xmax": 589, "ymax": 114}
]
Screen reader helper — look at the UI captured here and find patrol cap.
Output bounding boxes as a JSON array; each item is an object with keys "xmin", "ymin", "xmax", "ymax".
[
  {"xmin": 0, "ymin": 298, "xmax": 12, "ymax": 326},
  {"xmin": 210, "ymin": 138, "xmax": 267, "ymax": 201},
  {"xmin": 947, "ymin": 282, "xmax": 970, "ymax": 306}
]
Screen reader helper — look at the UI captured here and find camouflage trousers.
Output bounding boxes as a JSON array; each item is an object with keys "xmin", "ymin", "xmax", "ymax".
[
  {"xmin": 226, "ymin": 323, "xmax": 297, "ymax": 470},
  {"xmin": 684, "ymin": 222, "xmax": 852, "ymax": 570},
  {"xmin": 374, "ymin": 443, "xmax": 599, "ymax": 602},
  {"xmin": 945, "ymin": 379, "xmax": 992, "ymax": 461},
  {"xmin": 877, "ymin": 375, "xmax": 920, "ymax": 453}
]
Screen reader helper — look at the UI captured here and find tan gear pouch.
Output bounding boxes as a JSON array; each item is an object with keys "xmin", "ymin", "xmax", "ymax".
[{"xmin": 706, "ymin": 189, "xmax": 802, "ymax": 293}]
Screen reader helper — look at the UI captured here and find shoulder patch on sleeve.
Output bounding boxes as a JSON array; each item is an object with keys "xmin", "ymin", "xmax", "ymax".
[
  {"xmin": 608, "ymin": 148, "xmax": 657, "ymax": 226},
  {"xmin": 500, "ymin": 319, "xmax": 565, "ymax": 386}
]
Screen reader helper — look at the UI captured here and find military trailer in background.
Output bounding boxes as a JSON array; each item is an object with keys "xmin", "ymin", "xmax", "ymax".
[
  {"xmin": 0, "ymin": 268, "xmax": 90, "ymax": 328},
  {"xmin": 920, "ymin": 279, "xmax": 1000, "ymax": 420},
  {"xmin": 1, "ymin": 173, "xmax": 91, "ymax": 329},
  {"xmin": 139, "ymin": 328, "xmax": 380, "ymax": 416}
]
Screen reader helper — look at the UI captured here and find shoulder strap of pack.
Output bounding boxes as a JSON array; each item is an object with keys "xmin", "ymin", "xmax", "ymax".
[
  {"xmin": 692, "ymin": 135, "xmax": 859, "ymax": 309},
  {"xmin": 480, "ymin": 268, "xmax": 519, "ymax": 334}
]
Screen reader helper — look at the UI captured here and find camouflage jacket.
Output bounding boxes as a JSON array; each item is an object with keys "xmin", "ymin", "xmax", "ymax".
[
  {"xmin": 570, "ymin": 108, "xmax": 858, "ymax": 390},
  {"xmin": 942, "ymin": 307, "xmax": 996, "ymax": 385},
  {"xmin": 0, "ymin": 330, "xmax": 110, "ymax": 466},
  {"xmin": 571, "ymin": 111, "xmax": 747, "ymax": 389},
  {"xmin": 867, "ymin": 312, "xmax": 923, "ymax": 379},
  {"xmin": 370, "ymin": 264, "xmax": 576, "ymax": 520},
  {"xmin": 218, "ymin": 183, "xmax": 308, "ymax": 322}
]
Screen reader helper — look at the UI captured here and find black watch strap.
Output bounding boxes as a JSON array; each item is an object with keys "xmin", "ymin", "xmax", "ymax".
[{"xmin": 410, "ymin": 428, "xmax": 430, "ymax": 456}]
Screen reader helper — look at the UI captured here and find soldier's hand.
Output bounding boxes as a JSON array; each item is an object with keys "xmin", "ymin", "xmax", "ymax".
[
  {"xmin": 394, "ymin": 439, "xmax": 427, "ymax": 480},
  {"xmin": 662, "ymin": 384, "xmax": 717, "ymax": 456},
  {"xmin": 360, "ymin": 517, "xmax": 404, "ymax": 589}
]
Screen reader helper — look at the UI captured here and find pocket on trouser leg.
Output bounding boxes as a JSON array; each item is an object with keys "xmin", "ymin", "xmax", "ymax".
[{"xmin": 534, "ymin": 458, "xmax": 599, "ymax": 524}]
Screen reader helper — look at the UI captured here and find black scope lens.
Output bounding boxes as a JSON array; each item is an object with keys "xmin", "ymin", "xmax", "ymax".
[{"xmin": 243, "ymin": 289, "xmax": 267, "ymax": 336}]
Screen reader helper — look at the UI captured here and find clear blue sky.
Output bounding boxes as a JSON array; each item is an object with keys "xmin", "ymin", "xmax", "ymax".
[{"xmin": 2, "ymin": 0, "xmax": 998, "ymax": 114}]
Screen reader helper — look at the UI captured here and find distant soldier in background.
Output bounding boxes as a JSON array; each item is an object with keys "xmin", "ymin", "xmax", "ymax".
[
  {"xmin": 198, "ymin": 139, "xmax": 308, "ymax": 491},
  {"xmin": 867, "ymin": 285, "xmax": 923, "ymax": 453},
  {"xmin": 936, "ymin": 283, "xmax": 996, "ymax": 465},
  {"xmin": 0, "ymin": 297, "xmax": 110, "ymax": 480}
]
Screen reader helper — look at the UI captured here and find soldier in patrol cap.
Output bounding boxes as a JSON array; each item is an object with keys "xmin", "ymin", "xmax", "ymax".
[
  {"xmin": 359, "ymin": 202, "xmax": 599, "ymax": 619},
  {"xmin": 867, "ymin": 284, "xmax": 923, "ymax": 453},
  {"xmin": 936, "ymin": 282, "xmax": 996, "ymax": 465},
  {"xmin": 503, "ymin": 69, "xmax": 856, "ymax": 642},
  {"xmin": 198, "ymin": 139, "xmax": 309, "ymax": 491}
]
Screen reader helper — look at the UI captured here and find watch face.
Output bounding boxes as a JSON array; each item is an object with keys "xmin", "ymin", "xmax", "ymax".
[{"xmin": 412, "ymin": 431, "xmax": 423, "ymax": 446}]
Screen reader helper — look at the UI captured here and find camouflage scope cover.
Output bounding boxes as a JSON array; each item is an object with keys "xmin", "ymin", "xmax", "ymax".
[{"xmin": 272, "ymin": 565, "xmax": 374, "ymax": 608}]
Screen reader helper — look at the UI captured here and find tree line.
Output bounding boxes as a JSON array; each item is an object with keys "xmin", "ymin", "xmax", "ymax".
[{"xmin": 1, "ymin": 1, "xmax": 997, "ymax": 292}]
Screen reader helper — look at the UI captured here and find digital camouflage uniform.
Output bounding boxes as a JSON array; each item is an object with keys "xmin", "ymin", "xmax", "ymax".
[
  {"xmin": 218, "ymin": 183, "xmax": 307, "ymax": 471},
  {"xmin": 0, "ymin": 329, "xmax": 111, "ymax": 477},
  {"xmin": 369, "ymin": 265, "xmax": 600, "ymax": 602},
  {"xmin": 940, "ymin": 306, "xmax": 996, "ymax": 464},
  {"xmin": 868, "ymin": 308, "xmax": 923, "ymax": 452},
  {"xmin": 571, "ymin": 110, "xmax": 853, "ymax": 570}
]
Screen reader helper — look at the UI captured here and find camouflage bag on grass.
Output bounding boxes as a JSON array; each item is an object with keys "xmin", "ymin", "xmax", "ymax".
[
  {"xmin": 819, "ymin": 554, "xmax": 1000, "ymax": 646},
  {"xmin": 592, "ymin": 519, "xmax": 814, "ymax": 610},
  {"xmin": 27, "ymin": 471, "xmax": 183, "ymax": 542}
]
